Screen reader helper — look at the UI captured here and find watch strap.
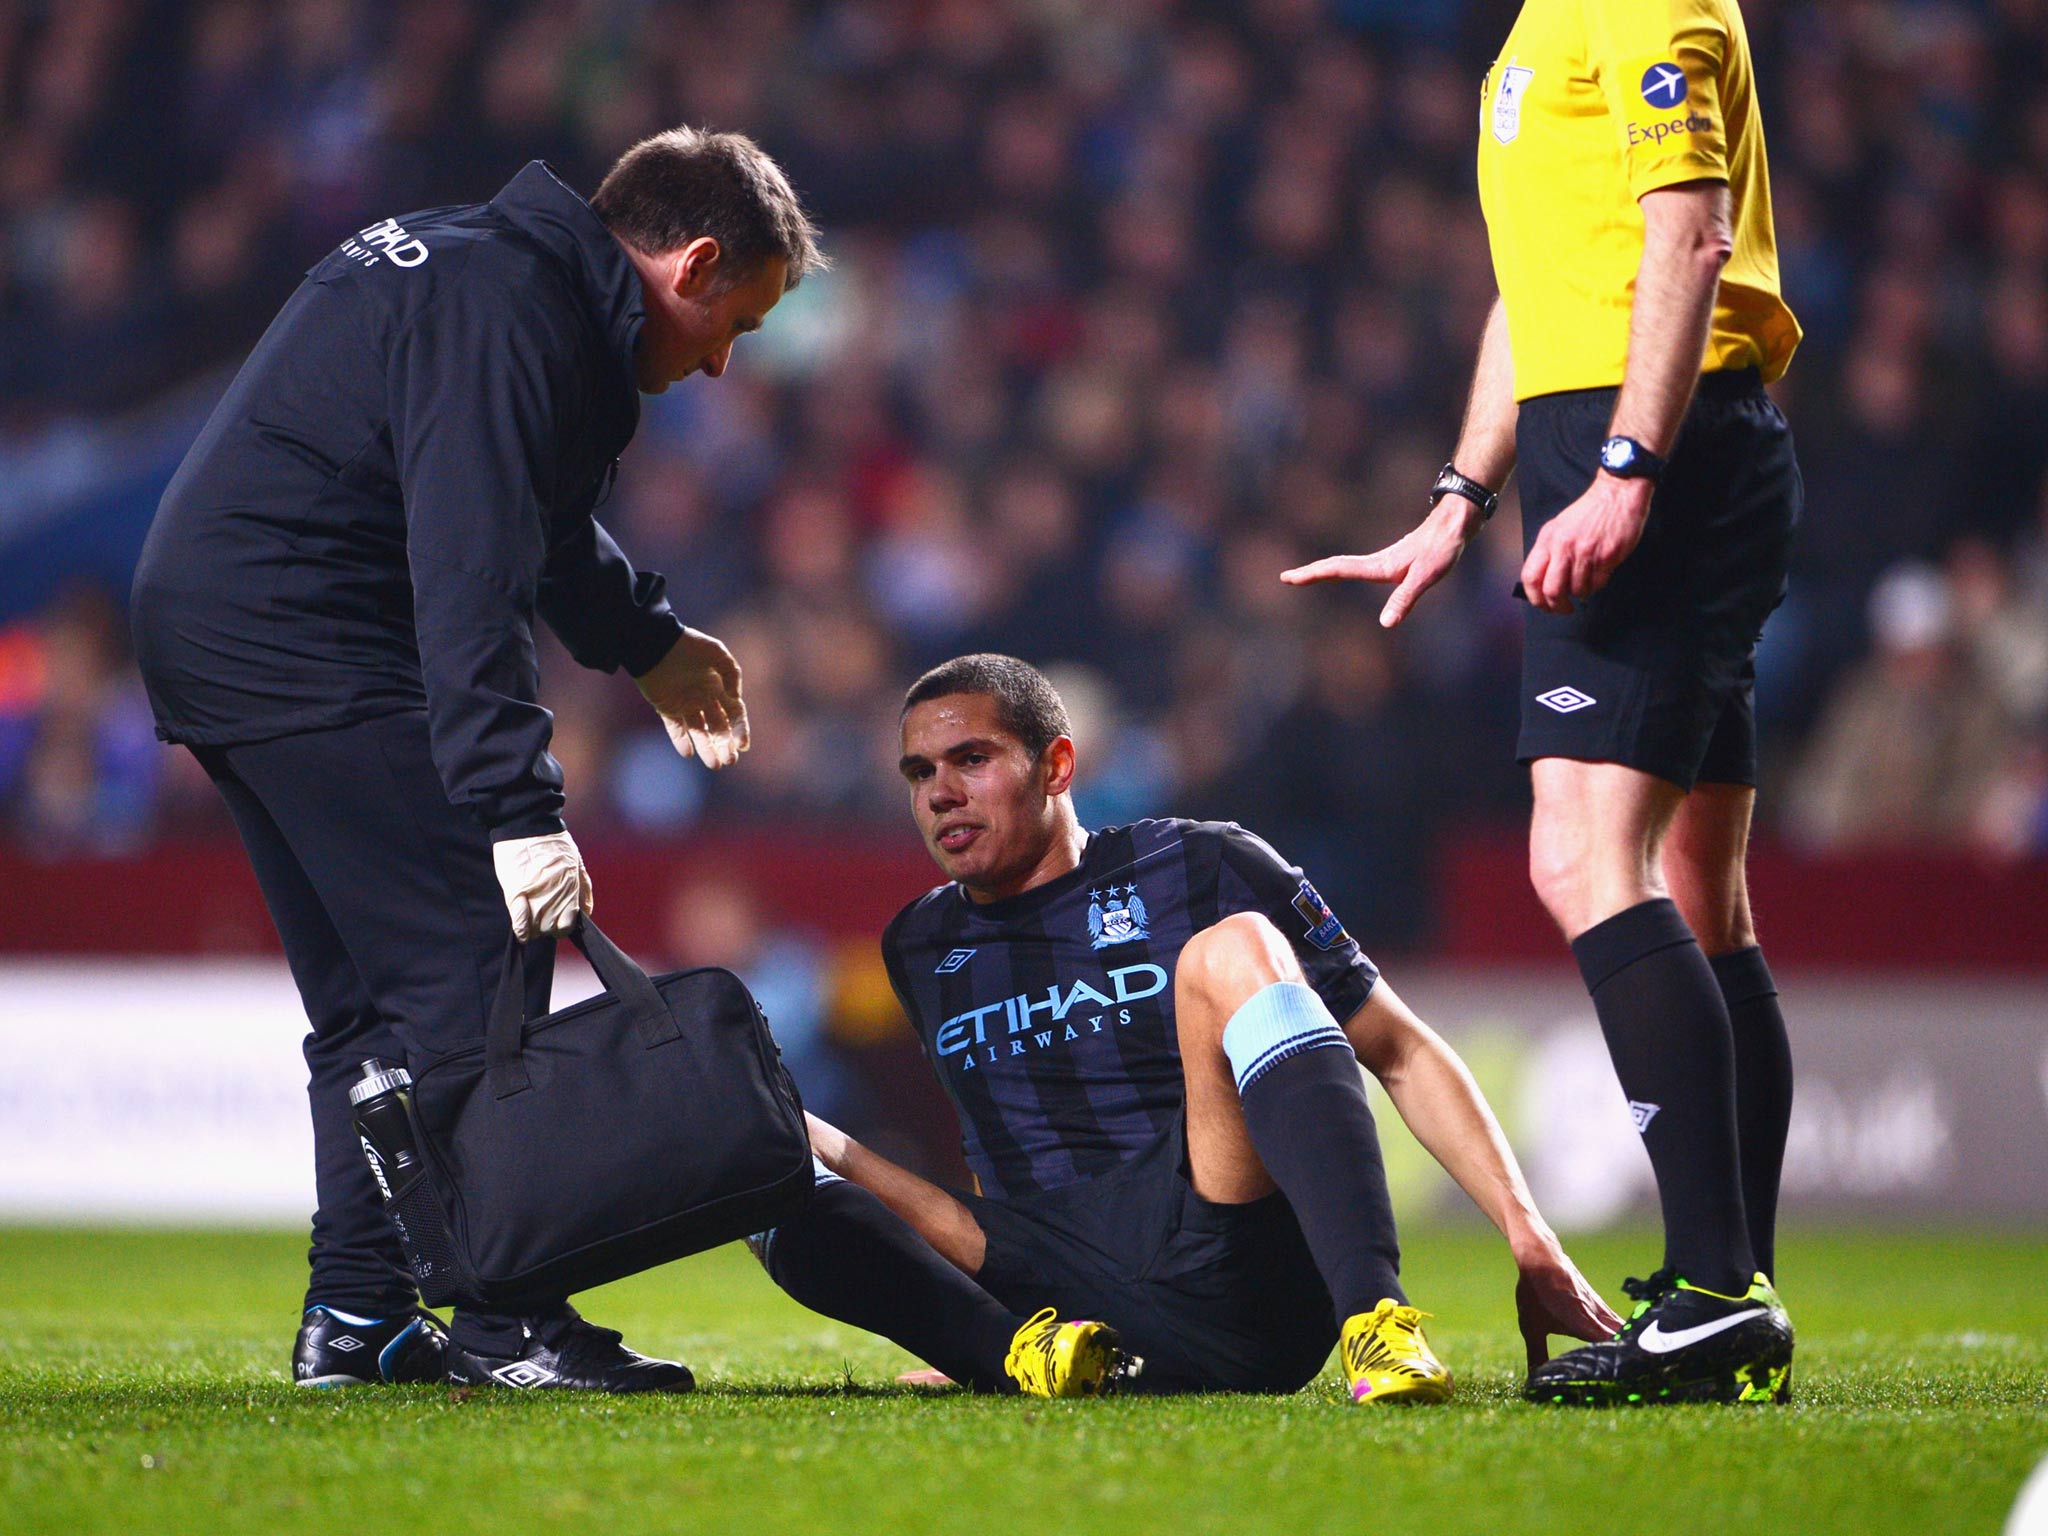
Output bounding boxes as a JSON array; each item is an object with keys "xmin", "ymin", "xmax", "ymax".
[
  {"xmin": 1430, "ymin": 463, "xmax": 1500, "ymax": 521},
  {"xmin": 1599, "ymin": 435, "xmax": 1668, "ymax": 481}
]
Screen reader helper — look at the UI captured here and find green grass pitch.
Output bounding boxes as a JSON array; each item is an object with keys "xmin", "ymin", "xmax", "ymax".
[{"xmin": 3, "ymin": 1226, "xmax": 2043, "ymax": 1536}]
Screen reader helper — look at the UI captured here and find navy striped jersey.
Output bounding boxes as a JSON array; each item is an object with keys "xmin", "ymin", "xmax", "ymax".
[{"xmin": 881, "ymin": 818, "xmax": 1380, "ymax": 1202}]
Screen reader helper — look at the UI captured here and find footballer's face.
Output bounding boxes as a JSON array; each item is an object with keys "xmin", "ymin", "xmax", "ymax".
[
  {"xmin": 899, "ymin": 693, "xmax": 1077, "ymax": 901},
  {"xmin": 633, "ymin": 240, "xmax": 787, "ymax": 391}
]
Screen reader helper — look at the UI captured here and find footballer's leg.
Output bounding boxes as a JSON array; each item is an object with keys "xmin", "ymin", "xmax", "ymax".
[
  {"xmin": 1175, "ymin": 913, "xmax": 1449, "ymax": 1404},
  {"xmin": 758, "ymin": 1117, "xmax": 1132, "ymax": 1397},
  {"xmin": 1524, "ymin": 759, "xmax": 1792, "ymax": 1405},
  {"xmin": 1664, "ymin": 781, "xmax": 1793, "ymax": 1287},
  {"xmin": 1529, "ymin": 757, "xmax": 1752, "ymax": 1294}
]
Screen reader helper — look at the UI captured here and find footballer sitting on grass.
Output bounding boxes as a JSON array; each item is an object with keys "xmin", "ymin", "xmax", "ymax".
[{"xmin": 746, "ymin": 654, "xmax": 1620, "ymax": 1401}]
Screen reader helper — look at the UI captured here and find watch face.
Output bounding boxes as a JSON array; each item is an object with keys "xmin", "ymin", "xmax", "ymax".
[{"xmin": 1601, "ymin": 438, "xmax": 1633, "ymax": 471}]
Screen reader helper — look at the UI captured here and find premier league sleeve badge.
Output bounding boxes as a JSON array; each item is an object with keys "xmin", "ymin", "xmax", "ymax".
[{"xmin": 1493, "ymin": 60, "xmax": 1535, "ymax": 144}]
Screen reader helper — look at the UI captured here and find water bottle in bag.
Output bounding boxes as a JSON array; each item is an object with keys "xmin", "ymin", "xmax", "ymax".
[
  {"xmin": 347, "ymin": 1058, "xmax": 469, "ymax": 1301},
  {"xmin": 348, "ymin": 1059, "xmax": 421, "ymax": 1200}
]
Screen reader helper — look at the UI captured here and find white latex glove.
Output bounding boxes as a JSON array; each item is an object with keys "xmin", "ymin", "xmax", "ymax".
[
  {"xmin": 635, "ymin": 627, "xmax": 750, "ymax": 769},
  {"xmin": 492, "ymin": 830, "xmax": 594, "ymax": 941}
]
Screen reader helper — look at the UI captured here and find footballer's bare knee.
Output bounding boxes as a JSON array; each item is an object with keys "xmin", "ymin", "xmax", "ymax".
[
  {"xmin": 1176, "ymin": 912, "xmax": 1301, "ymax": 1039},
  {"xmin": 1176, "ymin": 914, "xmax": 1288, "ymax": 1202}
]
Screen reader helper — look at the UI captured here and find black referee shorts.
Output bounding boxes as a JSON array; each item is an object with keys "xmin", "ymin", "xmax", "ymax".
[{"xmin": 1515, "ymin": 368, "xmax": 1801, "ymax": 790}]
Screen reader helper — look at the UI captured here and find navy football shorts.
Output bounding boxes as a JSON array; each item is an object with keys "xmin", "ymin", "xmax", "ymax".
[
  {"xmin": 964, "ymin": 1117, "xmax": 1338, "ymax": 1394},
  {"xmin": 1514, "ymin": 368, "xmax": 1802, "ymax": 790}
]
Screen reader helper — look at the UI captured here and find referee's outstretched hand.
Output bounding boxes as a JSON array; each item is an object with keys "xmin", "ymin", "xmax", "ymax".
[
  {"xmin": 1281, "ymin": 498, "xmax": 1484, "ymax": 628},
  {"xmin": 635, "ymin": 626, "xmax": 751, "ymax": 769}
]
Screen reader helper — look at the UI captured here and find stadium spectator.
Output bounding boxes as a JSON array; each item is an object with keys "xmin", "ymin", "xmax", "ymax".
[
  {"xmin": 1970, "ymin": 732, "xmax": 2048, "ymax": 860},
  {"xmin": 1788, "ymin": 562, "xmax": 2015, "ymax": 849},
  {"xmin": 0, "ymin": 0, "xmax": 2042, "ymax": 881},
  {"xmin": 0, "ymin": 586, "xmax": 161, "ymax": 856},
  {"xmin": 660, "ymin": 873, "xmax": 854, "ymax": 1125}
]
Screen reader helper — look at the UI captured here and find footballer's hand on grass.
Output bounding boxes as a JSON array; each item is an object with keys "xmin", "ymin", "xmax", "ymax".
[
  {"xmin": 635, "ymin": 627, "xmax": 750, "ymax": 768},
  {"xmin": 896, "ymin": 1368, "xmax": 956, "ymax": 1388},
  {"xmin": 1514, "ymin": 1243, "xmax": 1626, "ymax": 1371},
  {"xmin": 493, "ymin": 830, "xmax": 594, "ymax": 941},
  {"xmin": 1281, "ymin": 497, "xmax": 1485, "ymax": 629},
  {"xmin": 1519, "ymin": 472, "xmax": 1650, "ymax": 614}
]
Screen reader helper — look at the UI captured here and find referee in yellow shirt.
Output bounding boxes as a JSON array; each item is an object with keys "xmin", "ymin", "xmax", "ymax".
[{"xmin": 1288, "ymin": 0, "xmax": 1799, "ymax": 1405}]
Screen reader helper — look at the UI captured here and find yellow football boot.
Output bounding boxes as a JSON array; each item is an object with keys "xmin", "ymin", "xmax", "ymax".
[
  {"xmin": 1003, "ymin": 1307, "xmax": 1138, "ymax": 1398},
  {"xmin": 1341, "ymin": 1299, "xmax": 1453, "ymax": 1404}
]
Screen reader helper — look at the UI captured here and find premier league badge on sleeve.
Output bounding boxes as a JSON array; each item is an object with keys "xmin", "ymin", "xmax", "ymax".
[
  {"xmin": 1493, "ymin": 60, "xmax": 1535, "ymax": 144},
  {"xmin": 1291, "ymin": 879, "xmax": 1351, "ymax": 951},
  {"xmin": 1087, "ymin": 884, "xmax": 1151, "ymax": 949}
]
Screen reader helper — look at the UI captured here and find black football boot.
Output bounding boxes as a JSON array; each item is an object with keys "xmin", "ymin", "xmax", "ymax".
[
  {"xmin": 445, "ymin": 1314, "xmax": 695, "ymax": 1394},
  {"xmin": 1525, "ymin": 1268, "xmax": 1794, "ymax": 1406},
  {"xmin": 293, "ymin": 1304, "xmax": 449, "ymax": 1387}
]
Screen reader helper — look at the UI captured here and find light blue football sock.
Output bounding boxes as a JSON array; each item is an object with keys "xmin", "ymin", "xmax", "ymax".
[{"xmin": 1219, "ymin": 981, "xmax": 1352, "ymax": 1094}]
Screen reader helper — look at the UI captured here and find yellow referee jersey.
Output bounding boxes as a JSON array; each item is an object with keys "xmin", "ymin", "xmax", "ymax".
[{"xmin": 1476, "ymin": 0, "xmax": 1802, "ymax": 402}]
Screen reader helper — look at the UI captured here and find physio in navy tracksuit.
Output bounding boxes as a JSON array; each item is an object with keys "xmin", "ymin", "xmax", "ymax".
[{"xmin": 131, "ymin": 130, "xmax": 823, "ymax": 1392}]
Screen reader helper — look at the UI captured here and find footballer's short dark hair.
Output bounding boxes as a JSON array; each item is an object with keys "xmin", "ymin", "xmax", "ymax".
[
  {"xmin": 591, "ymin": 126, "xmax": 825, "ymax": 289},
  {"xmin": 902, "ymin": 654, "xmax": 1073, "ymax": 761}
]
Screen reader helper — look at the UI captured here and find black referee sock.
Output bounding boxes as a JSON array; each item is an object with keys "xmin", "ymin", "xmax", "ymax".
[
  {"xmin": 1226, "ymin": 983, "xmax": 1404, "ymax": 1318},
  {"xmin": 1712, "ymin": 945, "xmax": 1793, "ymax": 1283},
  {"xmin": 759, "ymin": 1176, "xmax": 1025, "ymax": 1393},
  {"xmin": 1572, "ymin": 899, "xmax": 1756, "ymax": 1296}
]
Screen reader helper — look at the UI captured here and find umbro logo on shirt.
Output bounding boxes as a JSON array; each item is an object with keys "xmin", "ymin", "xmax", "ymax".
[
  {"xmin": 935, "ymin": 948, "xmax": 978, "ymax": 974},
  {"xmin": 1536, "ymin": 686, "xmax": 1597, "ymax": 713}
]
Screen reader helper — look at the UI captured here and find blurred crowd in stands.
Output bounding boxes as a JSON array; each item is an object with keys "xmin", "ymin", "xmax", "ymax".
[{"xmin": 3, "ymin": 0, "xmax": 2047, "ymax": 946}]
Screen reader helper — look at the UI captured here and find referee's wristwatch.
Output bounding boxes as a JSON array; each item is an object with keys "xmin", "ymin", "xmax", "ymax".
[
  {"xmin": 1429, "ymin": 463, "xmax": 1500, "ymax": 521},
  {"xmin": 1597, "ymin": 435, "xmax": 1667, "ymax": 482}
]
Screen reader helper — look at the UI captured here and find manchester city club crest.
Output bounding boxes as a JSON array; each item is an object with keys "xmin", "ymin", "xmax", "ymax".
[{"xmin": 1087, "ymin": 884, "xmax": 1150, "ymax": 949}]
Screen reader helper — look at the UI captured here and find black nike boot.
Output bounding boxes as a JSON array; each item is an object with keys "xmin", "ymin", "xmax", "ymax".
[
  {"xmin": 292, "ymin": 1304, "xmax": 449, "ymax": 1387},
  {"xmin": 445, "ymin": 1313, "xmax": 695, "ymax": 1394},
  {"xmin": 1525, "ymin": 1268, "xmax": 1794, "ymax": 1406}
]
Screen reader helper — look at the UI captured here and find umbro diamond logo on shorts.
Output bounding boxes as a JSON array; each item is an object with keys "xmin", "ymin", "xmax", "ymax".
[{"xmin": 1535, "ymin": 686, "xmax": 1596, "ymax": 713}]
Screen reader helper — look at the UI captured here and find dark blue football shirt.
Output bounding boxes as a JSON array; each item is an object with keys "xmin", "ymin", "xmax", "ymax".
[{"xmin": 882, "ymin": 818, "xmax": 1380, "ymax": 1202}]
